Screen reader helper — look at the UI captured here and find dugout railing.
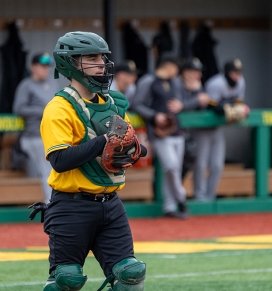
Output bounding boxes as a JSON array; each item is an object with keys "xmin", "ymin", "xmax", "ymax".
[{"xmin": 125, "ymin": 109, "xmax": 272, "ymax": 217}]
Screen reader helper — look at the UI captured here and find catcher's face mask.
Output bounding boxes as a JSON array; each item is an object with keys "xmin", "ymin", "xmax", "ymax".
[{"xmin": 70, "ymin": 54, "xmax": 114, "ymax": 94}]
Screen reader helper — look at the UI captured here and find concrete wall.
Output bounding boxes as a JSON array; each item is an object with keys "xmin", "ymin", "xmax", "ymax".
[
  {"xmin": 0, "ymin": 0, "xmax": 267, "ymax": 18},
  {"xmin": 116, "ymin": 0, "xmax": 269, "ymax": 18}
]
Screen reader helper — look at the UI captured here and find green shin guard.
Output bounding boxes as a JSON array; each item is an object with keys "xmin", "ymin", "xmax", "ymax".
[
  {"xmin": 112, "ymin": 257, "xmax": 146, "ymax": 290},
  {"xmin": 44, "ymin": 264, "xmax": 87, "ymax": 291}
]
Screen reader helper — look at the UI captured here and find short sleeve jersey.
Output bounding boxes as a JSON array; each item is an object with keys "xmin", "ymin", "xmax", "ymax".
[
  {"xmin": 205, "ymin": 74, "xmax": 245, "ymax": 102},
  {"xmin": 40, "ymin": 95, "xmax": 128, "ymax": 194}
]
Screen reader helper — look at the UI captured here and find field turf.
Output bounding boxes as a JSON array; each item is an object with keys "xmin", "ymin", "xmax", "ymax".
[{"xmin": 0, "ymin": 248, "xmax": 272, "ymax": 290}]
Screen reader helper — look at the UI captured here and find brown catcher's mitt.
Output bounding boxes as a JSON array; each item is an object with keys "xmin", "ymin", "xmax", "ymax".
[
  {"xmin": 154, "ymin": 114, "xmax": 177, "ymax": 138},
  {"xmin": 223, "ymin": 103, "xmax": 250, "ymax": 123},
  {"xmin": 101, "ymin": 115, "xmax": 146, "ymax": 173}
]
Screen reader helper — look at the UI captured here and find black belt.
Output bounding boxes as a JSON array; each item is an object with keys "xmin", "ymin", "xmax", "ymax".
[{"xmin": 51, "ymin": 190, "xmax": 116, "ymax": 202}]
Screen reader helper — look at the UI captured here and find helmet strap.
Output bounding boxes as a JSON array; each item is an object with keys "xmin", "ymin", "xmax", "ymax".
[{"xmin": 54, "ymin": 69, "xmax": 60, "ymax": 79}]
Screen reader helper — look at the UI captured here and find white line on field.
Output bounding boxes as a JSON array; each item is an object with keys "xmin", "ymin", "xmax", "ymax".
[
  {"xmin": 146, "ymin": 251, "xmax": 260, "ymax": 259},
  {"xmin": 152, "ymin": 268, "xmax": 272, "ymax": 279},
  {"xmin": 1, "ymin": 268, "xmax": 272, "ymax": 288}
]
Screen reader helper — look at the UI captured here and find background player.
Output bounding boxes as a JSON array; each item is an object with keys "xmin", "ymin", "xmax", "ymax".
[
  {"xmin": 194, "ymin": 58, "xmax": 246, "ymax": 201},
  {"xmin": 13, "ymin": 53, "xmax": 57, "ymax": 203},
  {"xmin": 132, "ymin": 56, "xmax": 188, "ymax": 219}
]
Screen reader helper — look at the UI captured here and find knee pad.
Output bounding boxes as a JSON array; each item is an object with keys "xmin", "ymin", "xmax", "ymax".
[
  {"xmin": 47, "ymin": 264, "xmax": 87, "ymax": 291},
  {"xmin": 112, "ymin": 257, "xmax": 146, "ymax": 290}
]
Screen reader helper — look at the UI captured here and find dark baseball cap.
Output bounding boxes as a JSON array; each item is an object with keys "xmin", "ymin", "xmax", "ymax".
[
  {"xmin": 155, "ymin": 54, "xmax": 179, "ymax": 69},
  {"xmin": 114, "ymin": 60, "xmax": 137, "ymax": 74},
  {"xmin": 31, "ymin": 53, "xmax": 53, "ymax": 65},
  {"xmin": 181, "ymin": 58, "xmax": 203, "ymax": 72},
  {"xmin": 224, "ymin": 58, "xmax": 243, "ymax": 73}
]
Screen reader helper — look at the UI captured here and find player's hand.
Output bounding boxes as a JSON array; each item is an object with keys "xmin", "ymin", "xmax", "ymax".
[
  {"xmin": 167, "ymin": 99, "xmax": 184, "ymax": 113},
  {"xmin": 154, "ymin": 113, "xmax": 169, "ymax": 126},
  {"xmin": 197, "ymin": 93, "xmax": 210, "ymax": 107},
  {"xmin": 28, "ymin": 202, "xmax": 48, "ymax": 223}
]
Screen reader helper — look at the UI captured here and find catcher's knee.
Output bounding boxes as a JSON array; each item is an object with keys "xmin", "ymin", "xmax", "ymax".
[
  {"xmin": 111, "ymin": 257, "xmax": 146, "ymax": 290},
  {"xmin": 44, "ymin": 264, "xmax": 87, "ymax": 291}
]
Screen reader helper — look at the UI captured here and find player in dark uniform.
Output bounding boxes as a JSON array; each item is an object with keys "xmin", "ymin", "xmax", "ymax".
[{"xmin": 38, "ymin": 32, "xmax": 146, "ymax": 290}]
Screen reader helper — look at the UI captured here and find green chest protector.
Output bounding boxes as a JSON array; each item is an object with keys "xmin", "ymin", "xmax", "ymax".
[{"xmin": 57, "ymin": 86, "xmax": 129, "ymax": 186}]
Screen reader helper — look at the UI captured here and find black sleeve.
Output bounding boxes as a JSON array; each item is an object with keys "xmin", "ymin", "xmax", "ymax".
[{"xmin": 47, "ymin": 135, "xmax": 107, "ymax": 173}]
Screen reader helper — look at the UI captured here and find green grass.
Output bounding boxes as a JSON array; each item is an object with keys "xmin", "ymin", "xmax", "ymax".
[{"xmin": 0, "ymin": 249, "xmax": 272, "ymax": 290}]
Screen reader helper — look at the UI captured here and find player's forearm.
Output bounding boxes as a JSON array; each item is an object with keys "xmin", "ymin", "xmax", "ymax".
[
  {"xmin": 182, "ymin": 97, "xmax": 200, "ymax": 110},
  {"xmin": 13, "ymin": 105, "xmax": 44, "ymax": 118},
  {"xmin": 132, "ymin": 103, "xmax": 156, "ymax": 121},
  {"xmin": 47, "ymin": 135, "xmax": 106, "ymax": 172}
]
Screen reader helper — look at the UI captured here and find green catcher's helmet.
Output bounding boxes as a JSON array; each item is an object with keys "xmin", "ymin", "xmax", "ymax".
[{"xmin": 53, "ymin": 31, "xmax": 114, "ymax": 94}]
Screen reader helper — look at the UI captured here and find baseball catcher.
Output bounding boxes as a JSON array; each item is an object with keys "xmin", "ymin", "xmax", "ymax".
[{"xmin": 30, "ymin": 31, "xmax": 147, "ymax": 291}]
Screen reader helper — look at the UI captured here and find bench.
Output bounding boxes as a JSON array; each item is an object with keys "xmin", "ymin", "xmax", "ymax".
[
  {"xmin": 0, "ymin": 167, "xmax": 154, "ymax": 204},
  {"xmin": 183, "ymin": 165, "xmax": 256, "ymax": 198},
  {"xmin": 1, "ymin": 164, "xmax": 271, "ymax": 205}
]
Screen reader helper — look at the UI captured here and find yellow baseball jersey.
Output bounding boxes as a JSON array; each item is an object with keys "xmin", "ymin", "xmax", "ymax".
[{"xmin": 40, "ymin": 95, "xmax": 129, "ymax": 194}]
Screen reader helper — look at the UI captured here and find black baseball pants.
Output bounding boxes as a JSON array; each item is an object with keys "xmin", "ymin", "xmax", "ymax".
[{"xmin": 43, "ymin": 191, "xmax": 134, "ymax": 277}]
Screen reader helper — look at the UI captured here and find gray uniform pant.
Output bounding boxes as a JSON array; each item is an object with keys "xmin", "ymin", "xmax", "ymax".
[
  {"xmin": 21, "ymin": 136, "xmax": 52, "ymax": 203},
  {"xmin": 153, "ymin": 136, "xmax": 186, "ymax": 213},
  {"xmin": 193, "ymin": 128, "xmax": 225, "ymax": 201}
]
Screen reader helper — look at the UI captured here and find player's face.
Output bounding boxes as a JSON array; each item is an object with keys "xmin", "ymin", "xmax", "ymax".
[
  {"xmin": 80, "ymin": 54, "xmax": 106, "ymax": 76},
  {"xmin": 182, "ymin": 69, "xmax": 202, "ymax": 81},
  {"xmin": 165, "ymin": 63, "xmax": 179, "ymax": 79},
  {"xmin": 115, "ymin": 72, "xmax": 136, "ymax": 92},
  {"xmin": 229, "ymin": 71, "xmax": 242, "ymax": 82},
  {"xmin": 31, "ymin": 64, "xmax": 50, "ymax": 81}
]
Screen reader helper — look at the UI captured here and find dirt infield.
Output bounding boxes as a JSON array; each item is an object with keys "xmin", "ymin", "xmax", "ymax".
[
  {"xmin": 0, "ymin": 212, "xmax": 272, "ymax": 248},
  {"xmin": 130, "ymin": 212, "xmax": 272, "ymax": 241}
]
